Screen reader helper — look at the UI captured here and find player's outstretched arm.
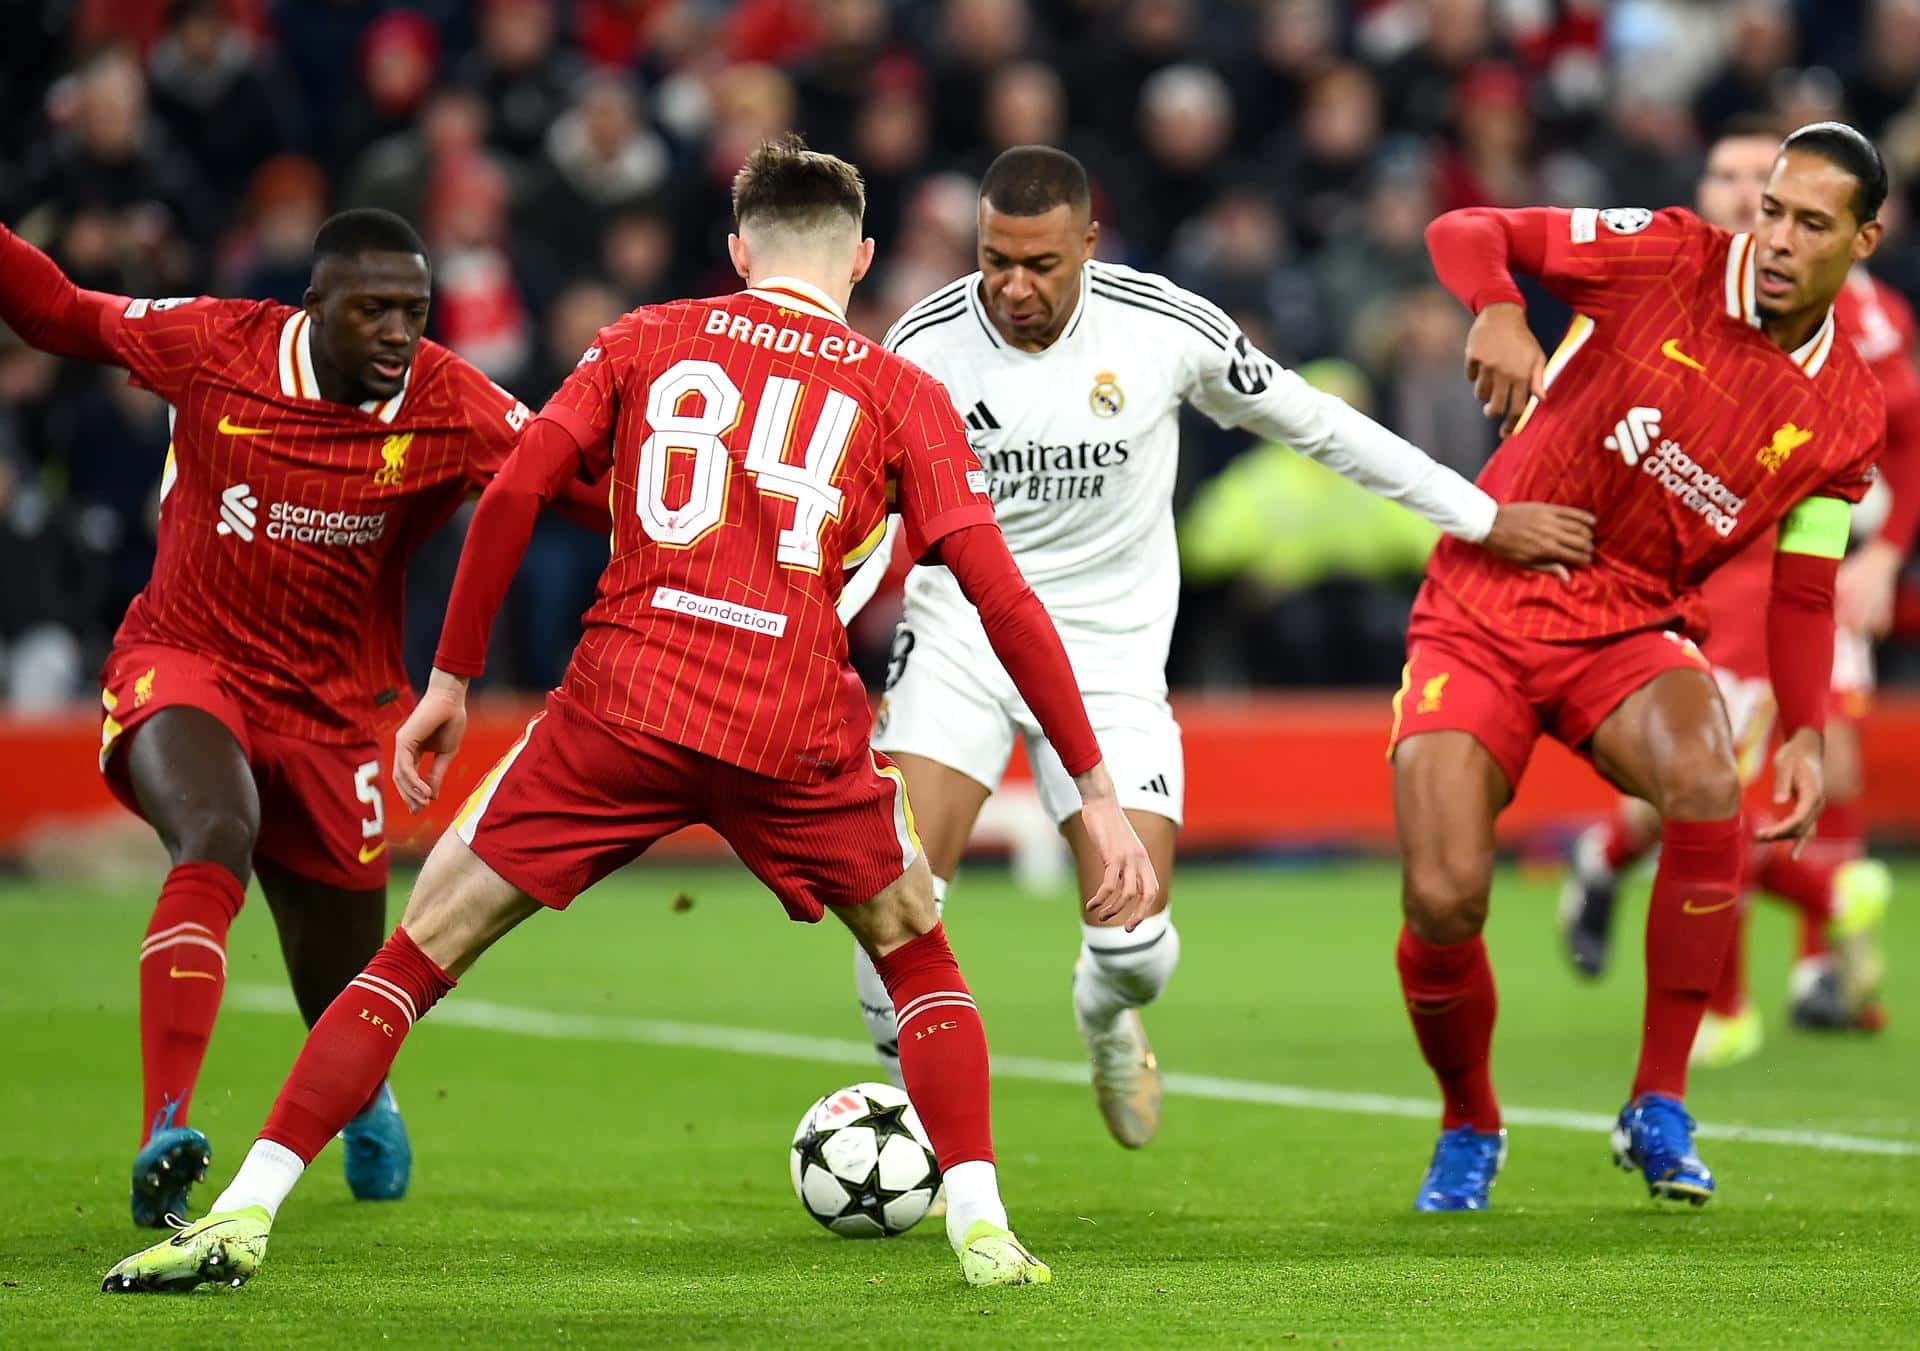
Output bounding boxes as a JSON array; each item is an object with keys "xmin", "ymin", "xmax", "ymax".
[
  {"xmin": 396, "ymin": 416, "xmax": 587, "ymax": 809},
  {"xmin": 936, "ymin": 522, "xmax": 1158, "ymax": 926},
  {"xmin": 1758, "ymin": 497, "xmax": 1850, "ymax": 853},
  {"xmin": 1184, "ymin": 313, "xmax": 1594, "ymax": 574},
  {"xmin": 0, "ymin": 224, "xmax": 124, "ymax": 364}
]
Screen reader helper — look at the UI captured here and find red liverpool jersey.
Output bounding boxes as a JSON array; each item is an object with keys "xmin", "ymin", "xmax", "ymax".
[
  {"xmin": 534, "ymin": 276, "xmax": 996, "ymax": 781},
  {"xmin": 108, "ymin": 297, "xmax": 530, "ymax": 742},
  {"xmin": 1428, "ymin": 207, "xmax": 1884, "ymax": 644},
  {"xmin": 1696, "ymin": 265, "xmax": 1920, "ymax": 676}
]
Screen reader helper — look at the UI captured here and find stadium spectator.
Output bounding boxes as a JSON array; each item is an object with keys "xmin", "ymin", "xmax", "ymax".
[
  {"xmin": 1692, "ymin": 0, "xmax": 1800, "ymax": 135},
  {"xmin": 511, "ymin": 70, "xmax": 673, "ymax": 291},
  {"xmin": 927, "ymin": 0, "xmax": 1039, "ymax": 160},
  {"xmin": 341, "ymin": 86, "xmax": 492, "ymax": 227},
  {"xmin": 13, "ymin": 48, "xmax": 210, "ymax": 248},
  {"xmin": 217, "ymin": 155, "xmax": 330, "ymax": 305},
  {"xmin": 458, "ymin": 0, "xmax": 587, "ymax": 162},
  {"xmin": 1131, "ymin": 64, "xmax": 1240, "ymax": 261},
  {"xmin": 146, "ymin": 0, "xmax": 302, "ymax": 200}
]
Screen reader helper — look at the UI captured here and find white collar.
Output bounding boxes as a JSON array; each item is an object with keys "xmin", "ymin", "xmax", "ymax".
[
  {"xmin": 1723, "ymin": 232, "xmax": 1838, "ymax": 377},
  {"xmin": 744, "ymin": 275, "xmax": 846, "ymax": 324},
  {"xmin": 276, "ymin": 310, "xmax": 411, "ymax": 423}
]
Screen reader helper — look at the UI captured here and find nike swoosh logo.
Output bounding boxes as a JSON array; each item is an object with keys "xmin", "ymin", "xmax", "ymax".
[
  {"xmin": 1681, "ymin": 896, "xmax": 1738, "ymax": 916},
  {"xmin": 1660, "ymin": 338, "xmax": 1706, "ymax": 373},
  {"xmin": 169, "ymin": 1217, "xmax": 239, "ymax": 1246},
  {"xmin": 217, "ymin": 415, "xmax": 271, "ymax": 436},
  {"xmin": 169, "ymin": 967, "xmax": 218, "ymax": 981},
  {"xmin": 1406, "ymin": 998, "xmax": 1462, "ymax": 1016},
  {"xmin": 358, "ymin": 842, "xmax": 388, "ymax": 864}
]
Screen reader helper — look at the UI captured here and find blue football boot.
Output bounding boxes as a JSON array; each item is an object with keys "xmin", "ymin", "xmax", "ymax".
[
  {"xmin": 1414, "ymin": 1126, "xmax": 1507, "ymax": 1211},
  {"xmin": 130, "ymin": 1099, "xmax": 212, "ymax": 1229},
  {"xmin": 1612, "ymin": 1093, "xmax": 1714, "ymax": 1205},
  {"xmin": 341, "ymin": 1081, "xmax": 411, "ymax": 1201}
]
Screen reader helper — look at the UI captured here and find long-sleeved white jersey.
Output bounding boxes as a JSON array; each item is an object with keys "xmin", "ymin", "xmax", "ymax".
[{"xmin": 840, "ymin": 261, "xmax": 1496, "ymax": 691}]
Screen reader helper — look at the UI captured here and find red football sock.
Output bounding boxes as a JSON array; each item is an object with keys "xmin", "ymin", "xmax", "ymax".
[
  {"xmin": 1754, "ymin": 846, "xmax": 1837, "ymax": 933},
  {"xmin": 872, "ymin": 924, "xmax": 993, "ymax": 1171},
  {"xmin": 138, "ymin": 861, "xmax": 245, "ymax": 1141},
  {"xmin": 1396, "ymin": 927, "xmax": 1500, "ymax": 1131},
  {"xmin": 1816, "ymin": 798, "xmax": 1864, "ymax": 856},
  {"xmin": 1600, "ymin": 807, "xmax": 1656, "ymax": 873},
  {"xmin": 259, "ymin": 927, "xmax": 453, "ymax": 1163},
  {"xmin": 1706, "ymin": 908, "xmax": 1749, "ymax": 1018},
  {"xmin": 1634, "ymin": 816, "xmax": 1743, "ymax": 1101}
]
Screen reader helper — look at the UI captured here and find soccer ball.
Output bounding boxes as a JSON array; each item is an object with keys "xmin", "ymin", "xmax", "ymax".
[{"xmin": 789, "ymin": 1081, "xmax": 940, "ymax": 1237}]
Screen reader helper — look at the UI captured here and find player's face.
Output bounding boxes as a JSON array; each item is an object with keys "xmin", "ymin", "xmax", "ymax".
[
  {"xmin": 305, "ymin": 251, "xmax": 432, "ymax": 403},
  {"xmin": 977, "ymin": 201, "xmax": 1098, "ymax": 351},
  {"xmin": 1696, "ymin": 135, "xmax": 1776, "ymax": 233},
  {"xmin": 1753, "ymin": 151, "xmax": 1883, "ymax": 320}
]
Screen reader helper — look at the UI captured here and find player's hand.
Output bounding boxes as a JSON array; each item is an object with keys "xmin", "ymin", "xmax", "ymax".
[
  {"xmin": 394, "ymin": 668, "xmax": 471, "ymax": 813},
  {"xmin": 1756, "ymin": 726, "xmax": 1826, "ymax": 857},
  {"xmin": 1836, "ymin": 537, "xmax": 1902, "ymax": 639},
  {"xmin": 1480, "ymin": 501, "xmax": 1596, "ymax": 581},
  {"xmin": 1465, "ymin": 302, "xmax": 1546, "ymax": 437},
  {"xmin": 1074, "ymin": 765, "xmax": 1158, "ymax": 930}
]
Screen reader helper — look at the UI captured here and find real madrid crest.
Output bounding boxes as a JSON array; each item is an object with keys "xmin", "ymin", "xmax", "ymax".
[{"xmin": 1089, "ymin": 370, "xmax": 1124, "ymax": 418}]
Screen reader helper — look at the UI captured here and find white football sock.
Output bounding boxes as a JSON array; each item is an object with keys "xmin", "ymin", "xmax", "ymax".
[
  {"xmin": 1074, "ymin": 909, "xmax": 1180, "ymax": 1031},
  {"xmin": 941, "ymin": 1158, "xmax": 1008, "ymax": 1251},
  {"xmin": 852, "ymin": 878, "xmax": 948, "ymax": 1089},
  {"xmin": 210, "ymin": 1138, "xmax": 306, "ymax": 1220}
]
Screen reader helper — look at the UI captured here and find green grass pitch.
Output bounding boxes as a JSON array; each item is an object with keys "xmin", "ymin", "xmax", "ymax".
[{"xmin": 2, "ymin": 859, "xmax": 1914, "ymax": 1347}]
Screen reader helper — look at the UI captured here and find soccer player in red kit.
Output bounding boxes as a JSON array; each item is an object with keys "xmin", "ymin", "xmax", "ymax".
[
  {"xmin": 0, "ymin": 208, "xmax": 608, "ymax": 1226},
  {"xmin": 1560, "ymin": 123, "xmax": 1914, "ymax": 1057},
  {"xmin": 1388, "ymin": 123, "xmax": 1889, "ymax": 1210},
  {"xmin": 104, "ymin": 138, "xmax": 1154, "ymax": 1293}
]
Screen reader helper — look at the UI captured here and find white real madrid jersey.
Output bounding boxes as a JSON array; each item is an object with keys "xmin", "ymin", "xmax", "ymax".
[{"xmin": 854, "ymin": 261, "xmax": 1495, "ymax": 689}]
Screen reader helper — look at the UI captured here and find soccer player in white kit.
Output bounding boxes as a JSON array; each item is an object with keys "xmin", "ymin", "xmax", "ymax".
[{"xmin": 839, "ymin": 146, "xmax": 1596, "ymax": 1147}]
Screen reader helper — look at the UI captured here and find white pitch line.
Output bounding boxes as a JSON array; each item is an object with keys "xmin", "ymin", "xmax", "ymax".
[{"xmin": 224, "ymin": 985, "xmax": 1919, "ymax": 1159}]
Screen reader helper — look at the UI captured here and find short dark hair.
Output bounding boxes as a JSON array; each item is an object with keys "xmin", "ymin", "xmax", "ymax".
[
  {"xmin": 1781, "ymin": 121, "xmax": 1888, "ymax": 223},
  {"xmin": 979, "ymin": 145, "xmax": 1090, "ymax": 218},
  {"xmin": 731, "ymin": 134, "xmax": 866, "ymax": 233},
  {"xmin": 312, "ymin": 208, "xmax": 429, "ymax": 264}
]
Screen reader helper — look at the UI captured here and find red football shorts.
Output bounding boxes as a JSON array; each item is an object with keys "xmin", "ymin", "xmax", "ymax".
[
  {"xmin": 452, "ymin": 687, "xmax": 921, "ymax": 921},
  {"xmin": 100, "ymin": 642, "xmax": 389, "ymax": 891},
  {"xmin": 1389, "ymin": 585, "xmax": 1714, "ymax": 790}
]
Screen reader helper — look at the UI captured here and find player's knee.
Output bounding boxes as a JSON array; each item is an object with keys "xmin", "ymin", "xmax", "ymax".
[
  {"xmin": 848, "ymin": 867, "xmax": 940, "ymax": 958},
  {"xmin": 1658, "ymin": 749, "xmax": 1742, "ymax": 821},
  {"xmin": 171, "ymin": 803, "xmax": 258, "ymax": 876},
  {"xmin": 1401, "ymin": 849, "xmax": 1492, "ymax": 944}
]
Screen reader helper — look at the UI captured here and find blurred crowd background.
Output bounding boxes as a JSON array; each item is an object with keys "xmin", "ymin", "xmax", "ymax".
[{"xmin": 4, "ymin": 0, "xmax": 1920, "ymax": 710}]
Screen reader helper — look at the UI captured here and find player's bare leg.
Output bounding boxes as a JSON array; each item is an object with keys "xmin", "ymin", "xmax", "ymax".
[
  {"xmin": 1588, "ymin": 669, "xmax": 1743, "ymax": 1204},
  {"xmin": 850, "ymin": 753, "xmax": 990, "ymax": 1085},
  {"xmin": 1393, "ymin": 730, "xmax": 1509, "ymax": 1210},
  {"xmin": 836, "ymin": 853, "xmax": 1050, "ymax": 1287},
  {"xmin": 105, "ymin": 832, "xmax": 537, "ymax": 1291},
  {"xmin": 1062, "ymin": 809, "xmax": 1177, "ymax": 1147},
  {"xmin": 258, "ymin": 863, "xmax": 410, "ymax": 1200},
  {"xmin": 123, "ymin": 708, "xmax": 259, "ymax": 1226}
]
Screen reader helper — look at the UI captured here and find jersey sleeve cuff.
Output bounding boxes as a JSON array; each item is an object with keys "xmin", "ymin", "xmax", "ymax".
[
  {"xmin": 1469, "ymin": 284, "xmax": 1526, "ymax": 314},
  {"xmin": 906, "ymin": 503, "xmax": 999, "ymax": 561},
  {"xmin": 535, "ymin": 405, "xmax": 597, "ymax": 453}
]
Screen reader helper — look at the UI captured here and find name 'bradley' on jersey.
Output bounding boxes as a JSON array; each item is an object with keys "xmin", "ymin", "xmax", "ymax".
[{"xmin": 702, "ymin": 305, "xmax": 871, "ymax": 363}]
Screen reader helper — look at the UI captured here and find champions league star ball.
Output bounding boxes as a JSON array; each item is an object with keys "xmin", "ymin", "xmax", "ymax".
[{"xmin": 790, "ymin": 1082, "xmax": 940, "ymax": 1237}]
